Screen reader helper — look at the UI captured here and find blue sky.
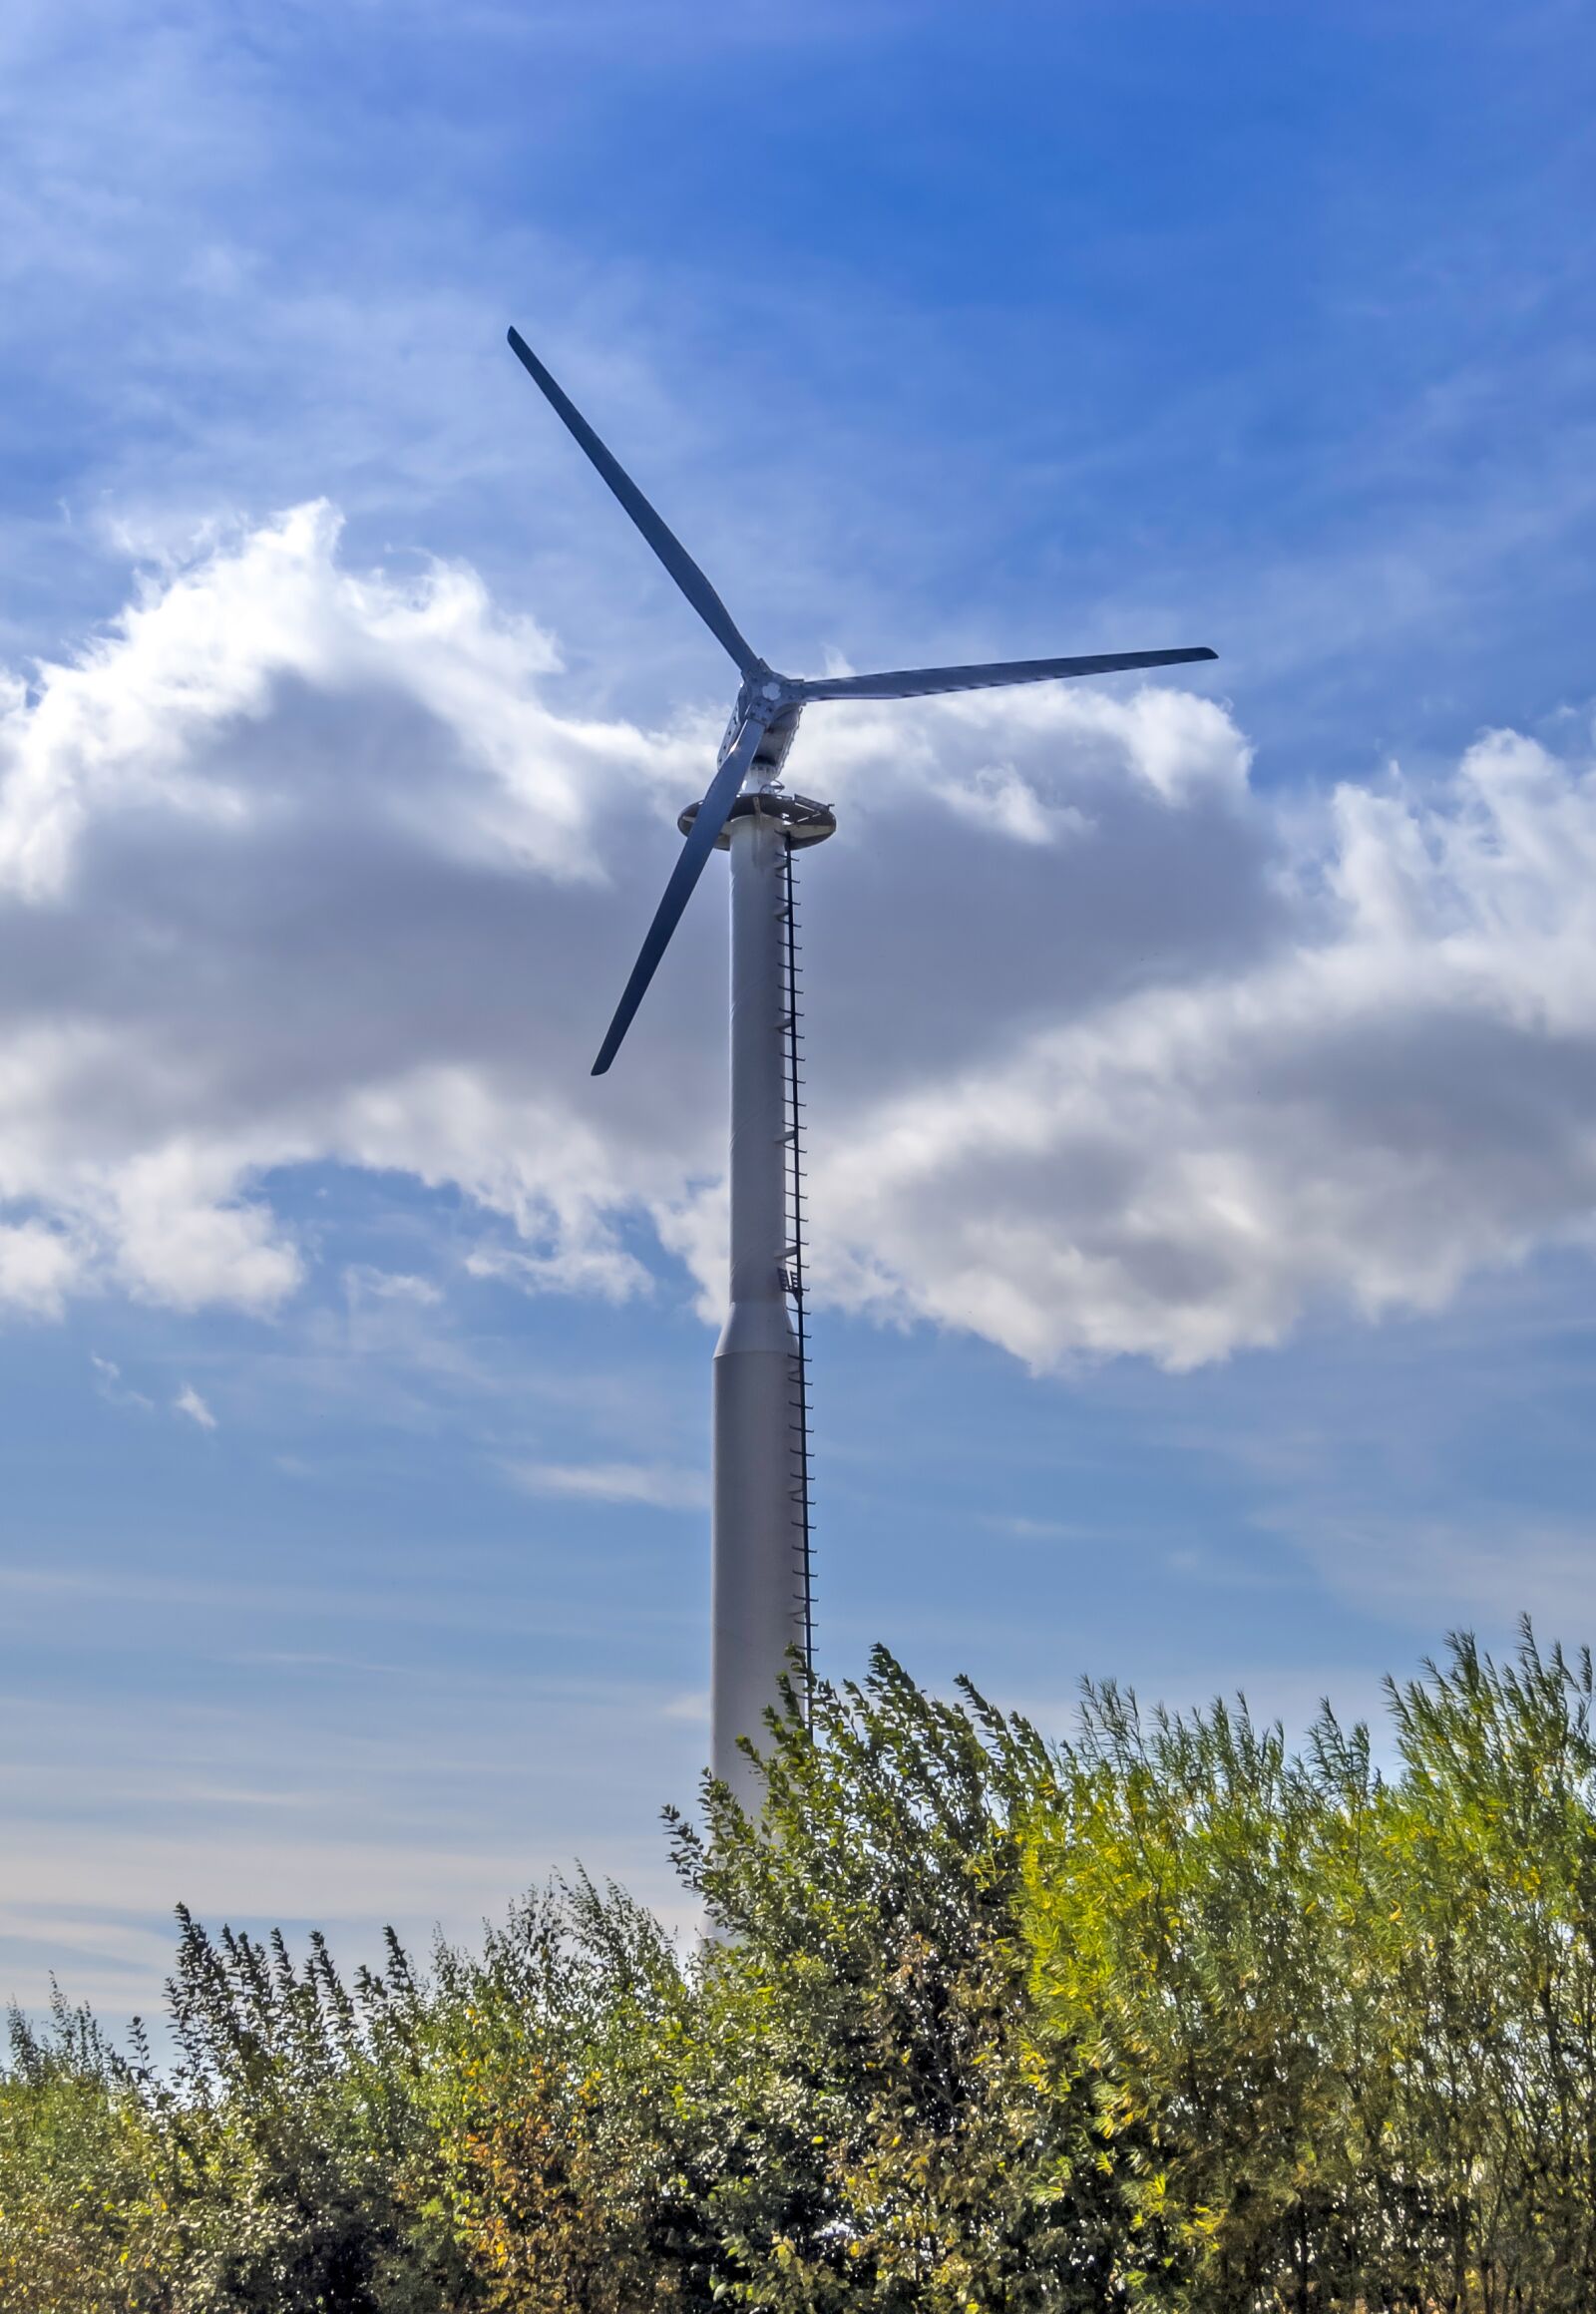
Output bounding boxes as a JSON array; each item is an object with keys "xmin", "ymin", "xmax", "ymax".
[{"xmin": 4, "ymin": 0, "xmax": 1596, "ymax": 2016}]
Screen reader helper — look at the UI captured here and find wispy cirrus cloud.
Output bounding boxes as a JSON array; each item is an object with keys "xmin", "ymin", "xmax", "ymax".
[
  {"xmin": 509, "ymin": 1460, "xmax": 709, "ymax": 1510},
  {"xmin": 173, "ymin": 1382, "xmax": 216, "ymax": 1430}
]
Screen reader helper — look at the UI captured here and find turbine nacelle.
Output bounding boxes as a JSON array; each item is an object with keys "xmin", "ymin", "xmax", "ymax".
[
  {"xmin": 722, "ymin": 671, "xmax": 805, "ymax": 784},
  {"xmin": 506, "ymin": 323, "xmax": 1217, "ymax": 1075}
]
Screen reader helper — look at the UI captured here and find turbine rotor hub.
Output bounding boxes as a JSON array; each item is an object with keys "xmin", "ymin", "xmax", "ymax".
[{"xmin": 734, "ymin": 663, "xmax": 798, "ymax": 720}]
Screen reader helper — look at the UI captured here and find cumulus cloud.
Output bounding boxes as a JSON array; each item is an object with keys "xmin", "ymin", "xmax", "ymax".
[
  {"xmin": 0, "ymin": 504, "xmax": 1593, "ymax": 1370},
  {"xmin": 807, "ymin": 724, "xmax": 1596, "ymax": 1367},
  {"xmin": 0, "ymin": 503, "xmax": 713, "ymax": 1317},
  {"xmin": 0, "ymin": 1219, "xmax": 78, "ymax": 1317}
]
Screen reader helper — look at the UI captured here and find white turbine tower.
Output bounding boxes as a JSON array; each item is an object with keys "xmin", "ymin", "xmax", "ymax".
[{"xmin": 508, "ymin": 326, "xmax": 1215, "ymax": 1807}]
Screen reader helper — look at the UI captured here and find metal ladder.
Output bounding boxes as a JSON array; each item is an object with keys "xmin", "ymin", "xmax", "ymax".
[{"xmin": 779, "ymin": 836, "xmax": 815, "ymax": 1694}]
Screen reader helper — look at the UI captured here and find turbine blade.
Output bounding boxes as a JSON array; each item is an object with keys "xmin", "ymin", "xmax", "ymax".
[
  {"xmin": 592, "ymin": 715, "xmax": 767, "ymax": 1075},
  {"xmin": 797, "ymin": 645, "xmax": 1217, "ymax": 702},
  {"xmin": 508, "ymin": 326, "xmax": 759, "ymax": 677}
]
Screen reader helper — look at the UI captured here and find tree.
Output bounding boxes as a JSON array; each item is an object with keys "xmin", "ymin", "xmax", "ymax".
[{"xmin": 664, "ymin": 1650, "xmax": 1138, "ymax": 2313}]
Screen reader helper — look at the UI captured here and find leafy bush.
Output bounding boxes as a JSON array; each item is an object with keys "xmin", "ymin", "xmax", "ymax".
[{"xmin": 9, "ymin": 1627, "xmax": 1596, "ymax": 2310}]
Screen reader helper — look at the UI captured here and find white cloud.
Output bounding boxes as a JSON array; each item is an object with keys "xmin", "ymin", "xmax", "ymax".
[
  {"xmin": 2, "ymin": 507, "xmax": 1596, "ymax": 1373},
  {"xmin": 510, "ymin": 1460, "xmax": 710, "ymax": 1510},
  {"xmin": 0, "ymin": 505, "xmax": 711, "ymax": 1319},
  {"xmin": 90, "ymin": 1351, "xmax": 154, "ymax": 1412},
  {"xmin": 804, "ymin": 723, "xmax": 1596, "ymax": 1368},
  {"xmin": 174, "ymin": 1382, "xmax": 217, "ymax": 1430},
  {"xmin": 0, "ymin": 1219, "xmax": 78, "ymax": 1316},
  {"xmin": 661, "ymin": 1690, "xmax": 710, "ymax": 1723},
  {"xmin": 462, "ymin": 1238, "xmax": 649, "ymax": 1303},
  {"xmin": 343, "ymin": 1267, "xmax": 442, "ymax": 1307}
]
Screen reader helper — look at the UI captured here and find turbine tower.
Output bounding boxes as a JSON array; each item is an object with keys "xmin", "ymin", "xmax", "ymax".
[{"xmin": 507, "ymin": 326, "xmax": 1215, "ymax": 1807}]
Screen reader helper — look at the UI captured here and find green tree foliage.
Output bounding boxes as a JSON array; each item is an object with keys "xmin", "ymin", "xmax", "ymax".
[
  {"xmin": 1, "ymin": 1909, "xmax": 478, "ymax": 2313},
  {"xmin": 660, "ymin": 1660, "xmax": 1127, "ymax": 2312},
  {"xmin": 417, "ymin": 1660, "xmax": 1127, "ymax": 2313},
  {"xmin": 0, "ymin": 1996, "xmax": 174, "ymax": 2312},
  {"xmin": 413, "ymin": 1875, "xmax": 693, "ymax": 2314},
  {"xmin": 1024, "ymin": 1621, "xmax": 1596, "ymax": 2310},
  {"xmin": 9, "ymin": 1626, "xmax": 1596, "ymax": 2311}
]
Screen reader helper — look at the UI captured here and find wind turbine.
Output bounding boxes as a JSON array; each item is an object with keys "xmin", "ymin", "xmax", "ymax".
[{"xmin": 507, "ymin": 325, "xmax": 1215, "ymax": 1807}]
